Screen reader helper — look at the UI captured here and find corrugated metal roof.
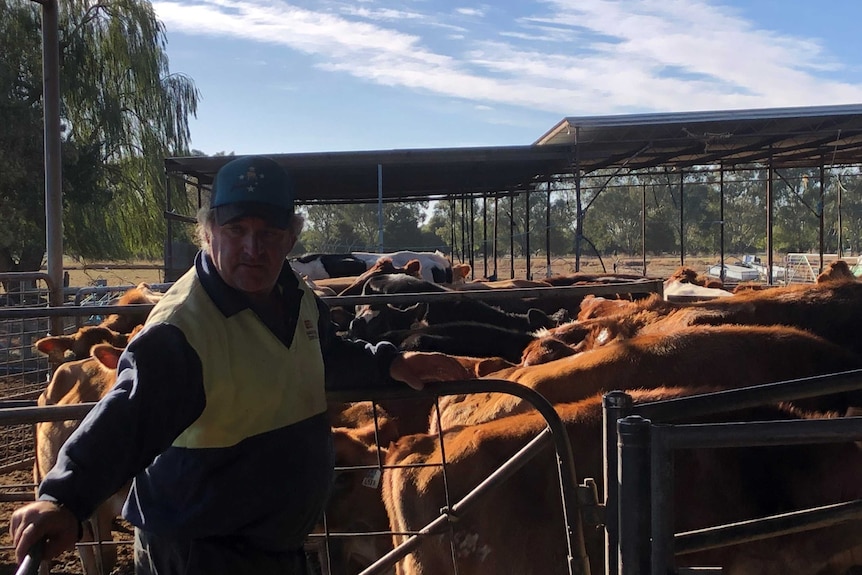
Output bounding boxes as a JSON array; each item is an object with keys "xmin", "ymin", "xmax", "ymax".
[
  {"xmin": 165, "ymin": 144, "xmax": 573, "ymax": 205},
  {"xmin": 534, "ymin": 103, "xmax": 862, "ymax": 171},
  {"xmin": 165, "ymin": 104, "xmax": 862, "ymax": 206}
]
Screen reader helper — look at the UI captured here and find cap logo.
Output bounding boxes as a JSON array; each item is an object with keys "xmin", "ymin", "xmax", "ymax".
[{"xmin": 238, "ymin": 167, "xmax": 265, "ymax": 193}]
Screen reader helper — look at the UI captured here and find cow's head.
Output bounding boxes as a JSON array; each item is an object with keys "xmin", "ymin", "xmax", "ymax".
[
  {"xmin": 36, "ymin": 325, "xmax": 130, "ymax": 364},
  {"xmin": 349, "ymin": 302, "xmax": 427, "ymax": 341}
]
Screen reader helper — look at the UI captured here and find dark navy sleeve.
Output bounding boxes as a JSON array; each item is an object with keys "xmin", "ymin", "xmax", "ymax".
[
  {"xmin": 38, "ymin": 323, "xmax": 205, "ymax": 523},
  {"xmin": 314, "ymin": 296, "xmax": 400, "ymax": 390}
]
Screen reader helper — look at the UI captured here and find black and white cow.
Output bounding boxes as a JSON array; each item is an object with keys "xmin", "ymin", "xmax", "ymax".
[
  {"xmin": 290, "ymin": 251, "xmax": 453, "ymax": 283},
  {"xmin": 350, "ymin": 251, "xmax": 452, "ymax": 283},
  {"xmin": 289, "ymin": 253, "xmax": 369, "ymax": 280}
]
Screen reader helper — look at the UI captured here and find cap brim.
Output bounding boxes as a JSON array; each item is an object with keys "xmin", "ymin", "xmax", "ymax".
[{"xmin": 214, "ymin": 203, "xmax": 292, "ymax": 229}]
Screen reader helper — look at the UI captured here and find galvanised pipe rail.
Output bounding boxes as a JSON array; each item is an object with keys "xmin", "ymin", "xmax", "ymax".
[
  {"xmin": 5, "ymin": 379, "xmax": 591, "ymax": 575},
  {"xmin": 332, "ymin": 378, "xmax": 591, "ymax": 575},
  {"xmin": 324, "ymin": 279, "xmax": 663, "ymax": 307},
  {"xmin": 649, "ymin": 415, "xmax": 862, "ymax": 574},
  {"xmin": 604, "ymin": 368, "xmax": 862, "ymax": 575},
  {"xmin": 0, "ymin": 279, "xmax": 663, "ymax": 320}
]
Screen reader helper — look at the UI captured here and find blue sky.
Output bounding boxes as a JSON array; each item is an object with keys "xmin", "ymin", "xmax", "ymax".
[{"xmin": 152, "ymin": 0, "xmax": 862, "ymax": 156}]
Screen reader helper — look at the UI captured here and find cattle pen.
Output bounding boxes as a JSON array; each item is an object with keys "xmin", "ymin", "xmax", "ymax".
[
  {"xmin": 0, "ymin": 275, "xmax": 662, "ymax": 574},
  {"xmin": 3, "ymin": 275, "xmax": 862, "ymax": 574}
]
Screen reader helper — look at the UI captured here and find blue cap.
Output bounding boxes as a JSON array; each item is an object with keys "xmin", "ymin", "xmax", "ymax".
[{"xmin": 211, "ymin": 156, "xmax": 295, "ymax": 229}]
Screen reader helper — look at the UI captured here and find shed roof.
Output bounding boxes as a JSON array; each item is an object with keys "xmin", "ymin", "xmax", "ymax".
[
  {"xmin": 164, "ymin": 103, "xmax": 862, "ymax": 205},
  {"xmin": 534, "ymin": 103, "xmax": 862, "ymax": 171},
  {"xmin": 164, "ymin": 144, "xmax": 573, "ymax": 205}
]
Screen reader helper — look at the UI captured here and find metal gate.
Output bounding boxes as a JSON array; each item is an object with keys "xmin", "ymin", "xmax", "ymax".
[
  {"xmin": 0, "ymin": 279, "xmax": 165, "ymax": 473},
  {"xmin": 605, "ymin": 369, "xmax": 862, "ymax": 575},
  {"xmin": 1, "ymin": 380, "xmax": 593, "ymax": 575}
]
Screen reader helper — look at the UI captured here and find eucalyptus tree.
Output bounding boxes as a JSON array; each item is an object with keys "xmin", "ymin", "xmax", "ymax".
[
  {"xmin": 301, "ymin": 201, "xmax": 434, "ymax": 253},
  {"xmin": 0, "ymin": 0, "xmax": 198, "ymax": 272},
  {"xmin": 830, "ymin": 168, "xmax": 862, "ymax": 254},
  {"xmin": 771, "ymin": 167, "xmax": 824, "ymax": 253},
  {"xmin": 581, "ymin": 176, "xmax": 645, "ymax": 254}
]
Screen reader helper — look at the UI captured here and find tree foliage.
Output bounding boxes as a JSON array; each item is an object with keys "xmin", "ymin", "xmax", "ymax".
[
  {"xmin": 327, "ymin": 165, "xmax": 862, "ymax": 266},
  {"xmin": 0, "ymin": 0, "xmax": 198, "ymax": 271},
  {"xmin": 298, "ymin": 202, "xmax": 443, "ymax": 255}
]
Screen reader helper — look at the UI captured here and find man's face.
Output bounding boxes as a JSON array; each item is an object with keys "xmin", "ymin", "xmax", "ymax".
[{"xmin": 207, "ymin": 216, "xmax": 296, "ymax": 299}]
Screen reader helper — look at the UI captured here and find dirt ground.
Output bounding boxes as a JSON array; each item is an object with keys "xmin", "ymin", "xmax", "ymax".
[
  {"xmin": 0, "ymin": 470, "xmax": 135, "ymax": 574},
  {"xmin": 0, "ymin": 254, "xmax": 716, "ymax": 574}
]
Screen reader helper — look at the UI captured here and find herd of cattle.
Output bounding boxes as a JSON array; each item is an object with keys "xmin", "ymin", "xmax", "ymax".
[{"xmin": 24, "ymin": 253, "xmax": 862, "ymax": 574}]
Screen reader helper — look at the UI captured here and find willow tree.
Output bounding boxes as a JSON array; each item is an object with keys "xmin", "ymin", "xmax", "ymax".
[{"xmin": 0, "ymin": 0, "xmax": 198, "ymax": 272}]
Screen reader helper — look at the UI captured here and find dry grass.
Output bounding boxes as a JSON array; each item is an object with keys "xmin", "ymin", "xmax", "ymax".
[
  {"xmin": 58, "ymin": 254, "xmax": 717, "ymax": 289},
  {"xmin": 60, "ymin": 258, "xmax": 165, "ymax": 288}
]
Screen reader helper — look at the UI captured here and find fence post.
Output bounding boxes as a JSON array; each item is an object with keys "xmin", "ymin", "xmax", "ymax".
[
  {"xmin": 617, "ymin": 415, "xmax": 651, "ymax": 575},
  {"xmin": 603, "ymin": 391, "xmax": 632, "ymax": 575}
]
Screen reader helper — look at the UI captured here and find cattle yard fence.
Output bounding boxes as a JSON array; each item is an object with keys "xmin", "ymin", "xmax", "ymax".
[
  {"xmin": 0, "ymin": 277, "xmax": 662, "ymax": 474},
  {"xmin": 10, "ymin": 368, "xmax": 862, "ymax": 575},
  {"xmin": 0, "ymin": 380, "xmax": 592, "ymax": 575},
  {"xmin": 0, "ymin": 276, "xmax": 174, "ymax": 474},
  {"xmin": 605, "ymin": 369, "xmax": 862, "ymax": 575},
  {"xmin": 0, "ymin": 278, "xmax": 666, "ymax": 574}
]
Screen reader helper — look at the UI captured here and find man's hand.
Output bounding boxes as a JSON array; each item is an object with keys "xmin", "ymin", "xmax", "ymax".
[
  {"xmin": 388, "ymin": 351, "xmax": 473, "ymax": 390},
  {"xmin": 10, "ymin": 500, "xmax": 79, "ymax": 564}
]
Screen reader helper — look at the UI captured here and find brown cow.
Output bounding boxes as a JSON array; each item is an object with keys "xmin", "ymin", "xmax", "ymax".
[
  {"xmin": 321, "ymin": 326, "xmax": 862, "ymax": 573},
  {"xmin": 449, "ymin": 263, "xmax": 472, "ymax": 284},
  {"xmin": 542, "ymin": 272, "xmax": 649, "ymax": 286},
  {"xmin": 318, "ymin": 422, "xmax": 399, "ymax": 573},
  {"xmin": 35, "ymin": 342, "xmax": 127, "ymax": 575},
  {"xmin": 576, "ymin": 293, "xmax": 655, "ymax": 321},
  {"xmin": 665, "ymin": 265, "xmax": 725, "ymax": 289},
  {"xmin": 436, "ymin": 324, "xmax": 862, "ymax": 431},
  {"xmin": 530, "ymin": 280, "xmax": 862, "ymax": 364},
  {"xmin": 35, "ymin": 325, "xmax": 131, "ymax": 365},
  {"xmin": 35, "ymin": 283, "xmax": 160, "ymax": 365},
  {"xmin": 521, "ymin": 310, "xmax": 662, "ymax": 366},
  {"xmin": 450, "ymin": 278, "xmax": 553, "ymax": 291},
  {"xmin": 383, "ymin": 388, "xmax": 862, "ymax": 575},
  {"xmin": 816, "ymin": 260, "xmax": 857, "ymax": 283},
  {"xmin": 98, "ymin": 282, "xmax": 164, "ymax": 333}
]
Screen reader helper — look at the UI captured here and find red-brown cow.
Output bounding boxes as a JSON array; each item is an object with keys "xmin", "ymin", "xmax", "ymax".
[
  {"xmin": 450, "ymin": 278, "xmax": 553, "ymax": 291},
  {"xmin": 318, "ymin": 422, "xmax": 399, "ymax": 573},
  {"xmin": 317, "ymin": 353, "xmax": 519, "ymax": 573},
  {"xmin": 35, "ymin": 343, "xmax": 126, "ymax": 575},
  {"xmin": 319, "ymin": 323, "xmax": 862, "ymax": 573},
  {"xmin": 35, "ymin": 325, "xmax": 131, "ymax": 365},
  {"xmin": 816, "ymin": 260, "xmax": 857, "ymax": 283},
  {"xmin": 35, "ymin": 283, "xmax": 161, "ymax": 365},
  {"xmin": 437, "ymin": 324, "xmax": 862, "ymax": 431},
  {"xmin": 383, "ymin": 388, "xmax": 862, "ymax": 575},
  {"xmin": 98, "ymin": 282, "xmax": 164, "ymax": 334},
  {"xmin": 527, "ymin": 280, "xmax": 862, "ymax": 365}
]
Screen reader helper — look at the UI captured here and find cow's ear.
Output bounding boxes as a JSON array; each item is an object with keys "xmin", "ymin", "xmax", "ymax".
[
  {"xmin": 405, "ymin": 259, "xmax": 421, "ymax": 275},
  {"xmin": 91, "ymin": 343, "xmax": 123, "ymax": 370},
  {"xmin": 527, "ymin": 308, "xmax": 554, "ymax": 330},
  {"xmin": 398, "ymin": 301, "xmax": 428, "ymax": 322},
  {"xmin": 35, "ymin": 335, "xmax": 73, "ymax": 354}
]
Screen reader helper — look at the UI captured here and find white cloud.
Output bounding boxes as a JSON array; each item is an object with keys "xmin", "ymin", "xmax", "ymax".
[
  {"xmin": 153, "ymin": 0, "xmax": 862, "ymax": 118},
  {"xmin": 455, "ymin": 7, "xmax": 485, "ymax": 17},
  {"xmin": 341, "ymin": 6, "xmax": 427, "ymax": 22}
]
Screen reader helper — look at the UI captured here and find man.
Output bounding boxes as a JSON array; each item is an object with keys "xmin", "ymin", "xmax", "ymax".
[{"xmin": 10, "ymin": 155, "xmax": 466, "ymax": 574}]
